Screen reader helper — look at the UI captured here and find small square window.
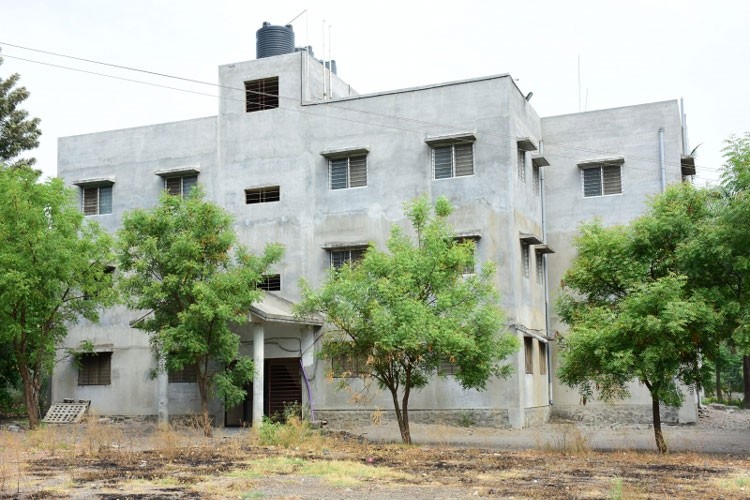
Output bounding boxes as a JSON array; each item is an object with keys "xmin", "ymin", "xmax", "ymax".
[
  {"xmin": 82, "ymin": 185, "xmax": 112, "ymax": 216},
  {"xmin": 330, "ymin": 155, "xmax": 367, "ymax": 189},
  {"xmin": 245, "ymin": 186, "xmax": 280, "ymax": 204},
  {"xmin": 168, "ymin": 363, "xmax": 198, "ymax": 383},
  {"xmin": 432, "ymin": 143, "xmax": 474, "ymax": 179},
  {"xmin": 78, "ymin": 352, "xmax": 112, "ymax": 386},
  {"xmin": 258, "ymin": 274, "xmax": 281, "ymax": 291},
  {"xmin": 245, "ymin": 77, "xmax": 279, "ymax": 112},
  {"xmin": 582, "ymin": 165, "xmax": 622, "ymax": 197},
  {"xmin": 165, "ymin": 175, "xmax": 197, "ymax": 198},
  {"xmin": 524, "ymin": 337, "xmax": 534, "ymax": 374}
]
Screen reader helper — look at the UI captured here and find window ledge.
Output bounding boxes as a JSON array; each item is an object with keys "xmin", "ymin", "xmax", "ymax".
[
  {"xmin": 531, "ymin": 155, "xmax": 550, "ymax": 167},
  {"xmin": 154, "ymin": 165, "xmax": 201, "ymax": 177},
  {"xmin": 321, "ymin": 146, "xmax": 370, "ymax": 158},
  {"xmin": 425, "ymin": 131, "xmax": 476, "ymax": 146},
  {"xmin": 73, "ymin": 177, "xmax": 115, "ymax": 187},
  {"xmin": 517, "ymin": 137, "xmax": 538, "ymax": 152},
  {"xmin": 577, "ymin": 156, "xmax": 625, "ymax": 169},
  {"xmin": 321, "ymin": 241, "xmax": 370, "ymax": 250},
  {"xmin": 519, "ymin": 233, "xmax": 543, "ymax": 245}
]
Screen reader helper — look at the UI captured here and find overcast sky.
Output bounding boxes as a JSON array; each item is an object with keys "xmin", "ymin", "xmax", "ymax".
[{"xmin": 2, "ymin": 0, "xmax": 748, "ymax": 185}]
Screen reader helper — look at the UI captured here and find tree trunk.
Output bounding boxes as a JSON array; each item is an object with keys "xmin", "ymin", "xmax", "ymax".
[
  {"xmin": 743, "ymin": 355, "xmax": 750, "ymax": 409},
  {"xmin": 197, "ymin": 374, "xmax": 212, "ymax": 437},
  {"xmin": 716, "ymin": 361, "xmax": 723, "ymax": 403},
  {"xmin": 651, "ymin": 393, "xmax": 667, "ymax": 454},
  {"xmin": 18, "ymin": 362, "xmax": 40, "ymax": 429},
  {"xmin": 388, "ymin": 386, "xmax": 411, "ymax": 444}
]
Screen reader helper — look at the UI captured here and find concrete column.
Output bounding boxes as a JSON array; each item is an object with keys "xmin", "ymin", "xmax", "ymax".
[
  {"xmin": 252, "ymin": 323, "xmax": 265, "ymax": 428},
  {"xmin": 157, "ymin": 357, "xmax": 169, "ymax": 427}
]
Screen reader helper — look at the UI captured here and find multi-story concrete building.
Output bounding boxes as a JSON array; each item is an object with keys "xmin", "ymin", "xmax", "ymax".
[{"xmin": 53, "ymin": 24, "xmax": 698, "ymax": 428}]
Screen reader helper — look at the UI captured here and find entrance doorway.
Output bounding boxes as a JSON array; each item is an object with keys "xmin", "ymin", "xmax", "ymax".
[{"xmin": 225, "ymin": 357, "xmax": 302, "ymax": 427}]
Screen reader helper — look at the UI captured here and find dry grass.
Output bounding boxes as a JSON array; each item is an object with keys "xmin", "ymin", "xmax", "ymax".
[{"xmin": 0, "ymin": 419, "xmax": 749, "ymax": 499}]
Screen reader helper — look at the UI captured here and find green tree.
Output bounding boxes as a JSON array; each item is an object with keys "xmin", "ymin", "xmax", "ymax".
[
  {"xmin": 0, "ymin": 54, "xmax": 41, "ymax": 168},
  {"xmin": 0, "ymin": 166, "xmax": 116, "ymax": 428},
  {"xmin": 117, "ymin": 190, "xmax": 282, "ymax": 436},
  {"xmin": 298, "ymin": 196, "xmax": 517, "ymax": 444},
  {"xmin": 558, "ymin": 185, "xmax": 717, "ymax": 453}
]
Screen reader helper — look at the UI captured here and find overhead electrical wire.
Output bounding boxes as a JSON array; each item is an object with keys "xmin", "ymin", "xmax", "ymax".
[{"xmin": 0, "ymin": 41, "xmax": 720, "ymax": 178}]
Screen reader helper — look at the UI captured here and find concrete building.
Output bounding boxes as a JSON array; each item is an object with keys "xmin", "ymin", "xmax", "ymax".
[{"xmin": 54, "ymin": 24, "xmax": 697, "ymax": 428}]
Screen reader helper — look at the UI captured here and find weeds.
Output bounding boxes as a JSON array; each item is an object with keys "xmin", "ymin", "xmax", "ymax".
[
  {"xmin": 536, "ymin": 425, "xmax": 591, "ymax": 454},
  {"xmin": 457, "ymin": 410, "xmax": 476, "ymax": 428}
]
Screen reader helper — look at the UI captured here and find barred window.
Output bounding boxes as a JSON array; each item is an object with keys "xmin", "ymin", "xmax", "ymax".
[
  {"xmin": 169, "ymin": 363, "xmax": 198, "ymax": 383},
  {"xmin": 331, "ymin": 353, "xmax": 368, "ymax": 378},
  {"xmin": 518, "ymin": 149, "xmax": 526, "ymax": 183},
  {"xmin": 245, "ymin": 186, "xmax": 280, "ymax": 204},
  {"xmin": 82, "ymin": 185, "xmax": 112, "ymax": 216},
  {"xmin": 330, "ymin": 155, "xmax": 367, "ymax": 190},
  {"xmin": 245, "ymin": 77, "xmax": 279, "ymax": 112},
  {"xmin": 433, "ymin": 143, "xmax": 474, "ymax": 179},
  {"xmin": 535, "ymin": 252, "xmax": 545, "ymax": 285},
  {"xmin": 330, "ymin": 248, "xmax": 366, "ymax": 269},
  {"xmin": 258, "ymin": 274, "xmax": 281, "ymax": 291},
  {"xmin": 521, "ymin": 242, "xmax": 530, "ymax": 279},
  {"xmin": 438, "ymin": 359, "xmax": 460, "ymax": 376},
  {"xmin": 78, "ymin": 352, "xmax": 112, "ymax": 386},
  {"xmin": 582, "ymin": 165, "xmax": 622, "ymax": 197}
]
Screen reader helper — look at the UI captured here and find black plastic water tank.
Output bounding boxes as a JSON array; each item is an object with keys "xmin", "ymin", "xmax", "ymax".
[{"xmin": 256, "ymin": 22, "xmax": 295, "ymax": 59}]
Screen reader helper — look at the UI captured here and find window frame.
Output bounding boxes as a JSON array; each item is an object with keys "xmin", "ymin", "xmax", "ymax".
[
  {"xmin": 539, "ymin": 342, "xmax": 548, "ymax": 375},
  {"xmin": 164, "ymin": 174, "xmax": 198, "ymax": 198},
  {"xmin": 244, "ymin": 76, "xmax": 279, "ymax": 112},
  {"xmin": 518, "ymin": 148, "xmax": 527, "ymax": 183},
  {"xmin": 245, "ymin": 185, "xmax": 280, "ymax": 204},
  {"xmin": 524, "ymin": 337, "xmax": 534, "ymax": 374},
  {"xmin": 168, "ymin": 362, "xmax": 198, "ymax": 384},
  {"xmin": 77, "ymin": 352, "xmax": 112, "ymax": 386},
  {"xmin": 521, "ymin": 242, "xmax": 531, "ymax": 279},
  {"xmin": 431, "ymin": 142, "xmax": 474, "ymax": 180},
  {"xmin": 330, "ymin": 247, "xmax": 367, "ymax": 270},
  {"xmin": 257, "ymin": 274, "xmax": 281, "ymax": 291},
  {"xmin": 579, "ymin": 158, "xmax": 624, "ymax": 198},
  {"xmin": 331, "ymin": 352, "xmax": 368, "ymax": 378},
  {"xmin": 328, "ymin": 154, "xmax": 367, "ymax": 190},
  {"xmin": 81, "ymin": 184, "xmax": 113, "ymax": 216}
]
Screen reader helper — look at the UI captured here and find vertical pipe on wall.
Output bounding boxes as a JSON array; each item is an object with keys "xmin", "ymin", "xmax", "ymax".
[
  {"xmin": 659, "ymin": 127, "xmax": 666, "ymax": 192},
  {"xmin": 539, "ymin": 140, "xmax": 553, "ymax": 406}
]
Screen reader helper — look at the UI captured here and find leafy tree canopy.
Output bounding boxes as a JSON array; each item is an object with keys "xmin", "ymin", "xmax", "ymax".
[
  {"xmin": 0, "ymin": 166, "xmax": 116, "ymax": 427},
  {"xmin": 117, "ymin": 190, "xmax": 282, "ymax": 435},
  {"xmin": 298, "ymin": 196, "xmax": 517, "ymax": 444},
  {"xmin": 0, "ymin": 54, "xmax": 41, "ymax": 168}
]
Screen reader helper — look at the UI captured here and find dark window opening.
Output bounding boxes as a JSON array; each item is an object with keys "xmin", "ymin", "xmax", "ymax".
[
  {"xmin": 78, "ymin": 352, "xmax": 112, "ymax": 386},
  {"xmin": 330, "ymin": 248, "xmax": 367, "ymax": 269},
  {"xmin": 82, "ymin": 185, "xmax": 112, "ymax": 216},
  {"xmin": 330, "ymin": 155, "xmax": 367, "ymax": 189},
  {"xmin": 258, "ymin": 274, "xmax": 281, "ymax": 291},
  {"xmin": 165, "ymin": 175, "xmax": 198, "ymax": 198},
  {"xmin": 582, "ymin": 165, "xmax": 622, "ymax": 197},
  {"xmin": 245, "ymin": 186, "xmax": 280, "ymax": 204},
  {"xmin": 245, "ymin": 77, "xmax": 279, "ymax": 112},
  {"xmin": 524, "ymin": 337, "xmax": 534, "ymax": 374},
  {"xmin": 331, "ymin": 353, "xmax": 368, "ymax": 378},
  {"xmin": 433, "ymin": 143, "xmax": 474, "ymax": 179},
  {"xmin": 438, "ymin": 359, "xmax": 460, "ymax": 376},
  {"xmin": 169, "ymin": 362, "xmax": 198, "ymax": 383},
  {"xmin": 539, "ymin": 342, "xmax": 547, "ymax": 375}
]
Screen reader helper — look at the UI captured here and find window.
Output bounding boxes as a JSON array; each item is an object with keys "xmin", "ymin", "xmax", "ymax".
[
  {"xmin": 78, "ymin": 352, "xmax": 112, "ymax": 386},
  {"xmin": 524, "ymin": 337, "xmax": 534, "ymax": 374},
  {"xmin": 539, "ymin": 342, "xmax": 547, "ymax": 375},
  {"xmin": 535, "ymin": 252, "xmax": 544, "ymax": 285},
  {"xmin": 331, "ymin": 353, "xmax": 368, "ymax": 378},
  {"xmin": 582, "ymin": 165, "xmax": 622, "ymax": 197},
  {"xmin": 455, "ymin": 237, "xmax": 478, "ymax": 275},
  {"xmin": 330, "ymin": 155, "xmax": 367, "ymax": 189},
  {"xmin": 521, "ymin": 242, "xmax": 530, "ymax": 279},
  {"xmin": 245, "ymin": 186, "xmax": 280, "ymax": 204},
  {"xmin": 330, "ymin": 248, "xmax": 366, "ymax": 269},
  {"xmin": 533, "ymin": 165, "xmax": 540, "ymax": 195},
  {"xmin": 169, "ymin": 363, "xmax": 198, "ymax": 384},
  {"xmin": 438, "ymin": 359, "xmax": 460, "ymax": 376},
  {"xmin": 433, "ymin": 143, "xmax": 474, "ymax": 179},
  {"xmin": 165, "ymin": 175, "xmax": 197, "ymax": 198},
  {"xmin": 518, "ymin": 149, "xmax": 526, "ymax": 183},
  {"xmin": 258, "ymin": 274, "xmax": 281, "ymax": 291},
  {"xmin": 82, "ymin": 185, "xmax": 112, "ymax": 216},
  {"xmin": 245, "ymin": 77, "xmax": 279, "ymax": 112}
]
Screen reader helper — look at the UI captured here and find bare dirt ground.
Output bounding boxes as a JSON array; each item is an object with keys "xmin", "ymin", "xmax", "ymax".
[{"xmin": 0, "ymin": 406, "xmax": 748, "ymax": 499}]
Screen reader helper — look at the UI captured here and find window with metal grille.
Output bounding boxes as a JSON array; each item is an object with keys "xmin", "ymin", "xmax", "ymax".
[
  {"xmin": 533, "ymin": 165, "xmax": 540, "ymax": 195},
  {"xmin": 245, "ymin": 77, "xmax": 279, "ymax": 112},
  {"xmin": 168, "ymin": 362, "xmax": 198, "ymax": 383},
  {"xmin": 524, "ymin": 337, "xmax": 534, "ymax": 374},
  {"xmin": 535, "ymin": 252, "xmax": 544, "ymax": 285},
  {"xmin": 329, "ymin": 155, "xmax": 367, "ymax": 189},
  {"xmin": 165, "ymin": 175, "xmax": 197, "ymax": 198},
  {"xmin": 330, "ymin": 248, "xmax": 366, "ymax": 269},
  {"xmin": 518, "ymin": 149, "xmax": 526, "ymax": 183},
  {"xmin": 438, "ymin": 359, "xmax": 460, "ymax": 376},
  {"xmin": 82, "ymin": 185, "xmax": 112, "ymax": 216},
  {"xmin": 258, "ymin": 274, "xmax": 281, "ymax": 291},
  {"xmin": 539, "ymin": 342, "xmax": 547, "ymax": 375},
  {"xmin": 521, "ymin": 242, "xmax": 530, "ymax": 279},
  {"xmin": 582, "ymin": 165, "xmax": 622, "ymax": 197},
  {"xmin": 432, "ymin": 143, "xmax": 474, "ymax": 179},
  {"xmin": 455, "ymin": 237, "xmax": 478, "ymax": 275},
  {"xmin": 78, "ymin": 352, "xmax": 112, "ymax": 386},
  {"xmin": 245, "ymin": 186, "xmax": 280, "ymax": 204},
  {"xmin": 331, "ymin": 353, "xmax": 368, "ymax": 378}
]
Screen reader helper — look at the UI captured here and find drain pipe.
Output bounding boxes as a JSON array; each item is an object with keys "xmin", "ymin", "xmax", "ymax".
[
  {"xmin": 540, "ymin": 142, "xmax": 553, "ymax": 406},
  {"xmin": 659, "ymin": 128, "xmax": 666, "ymax": 193}
]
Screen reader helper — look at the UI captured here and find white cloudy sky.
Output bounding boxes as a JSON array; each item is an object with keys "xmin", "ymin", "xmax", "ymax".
[{"xmin": 2, "ymin": 0, "xmax": 748, "ymax": 185}]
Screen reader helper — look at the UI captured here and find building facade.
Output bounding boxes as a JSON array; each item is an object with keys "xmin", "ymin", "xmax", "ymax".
[{"xmin": 54, "ymin": 28, "xmax": 697, "ymax": 428}]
